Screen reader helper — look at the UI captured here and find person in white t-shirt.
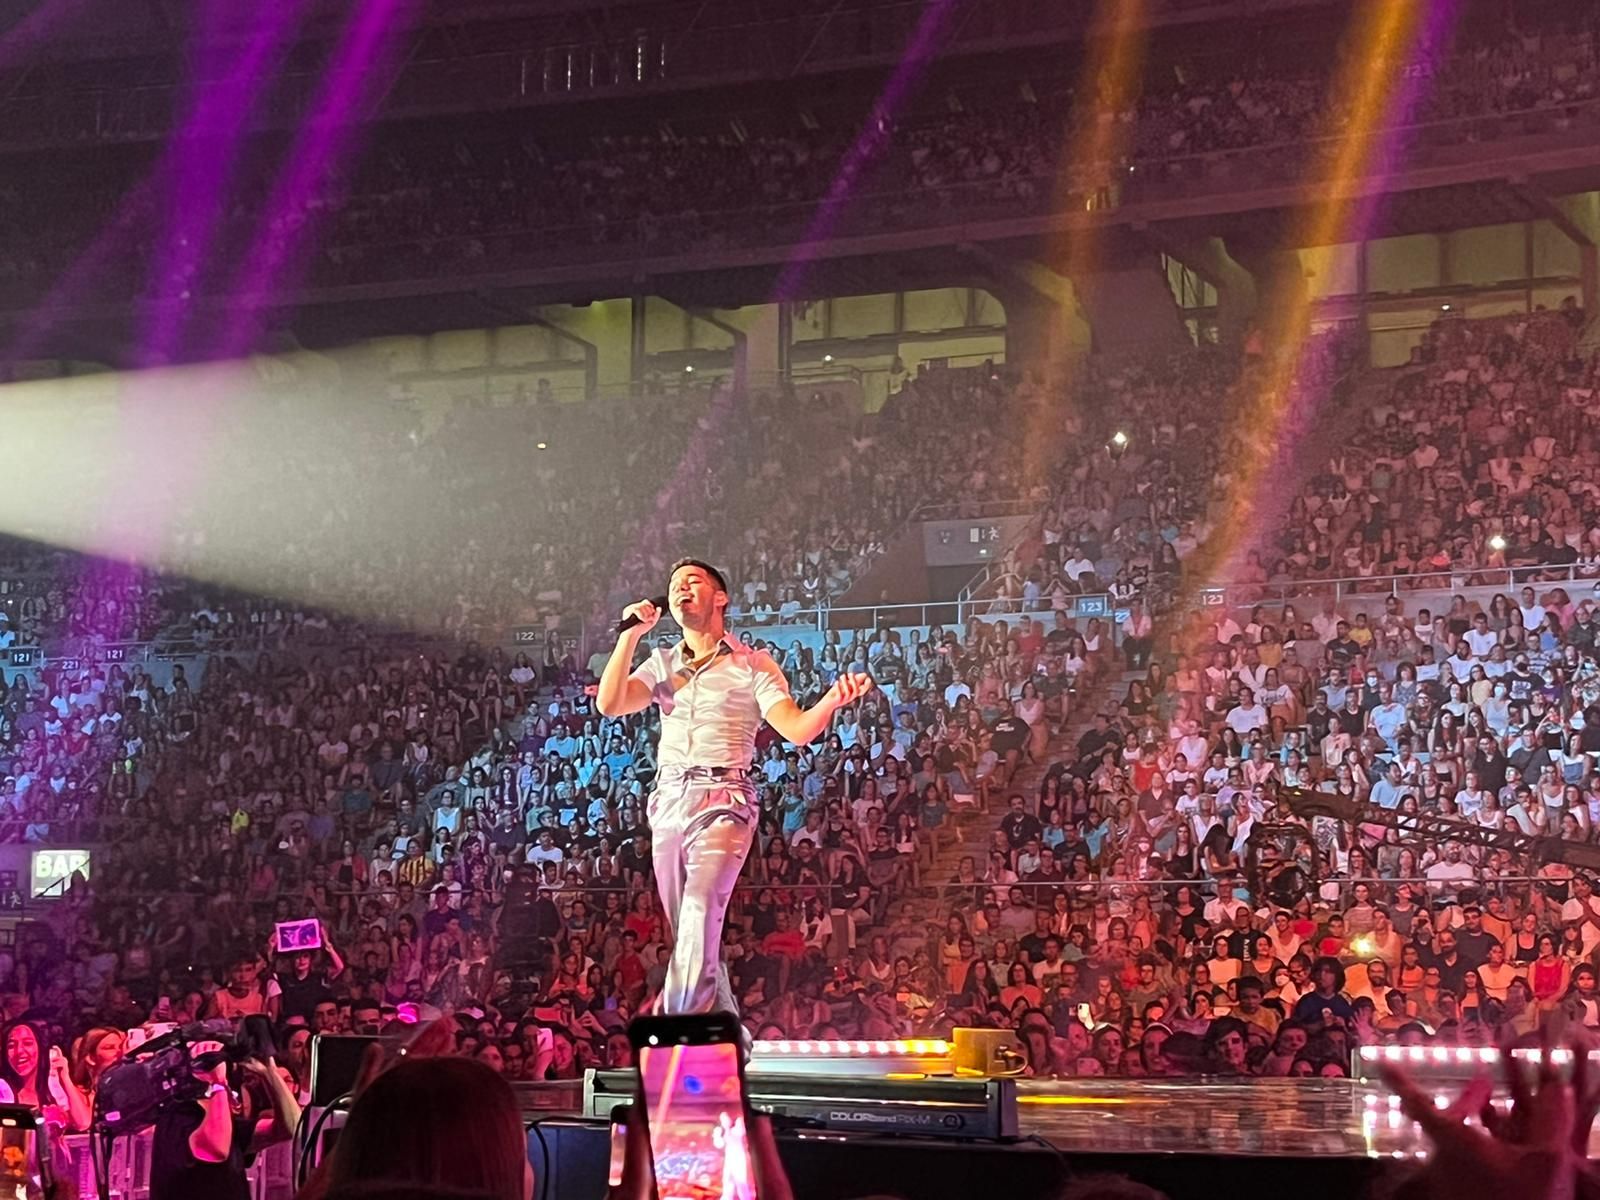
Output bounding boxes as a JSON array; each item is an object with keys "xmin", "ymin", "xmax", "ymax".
[
  {"xmin": 1562, "ymin": 875, "xmax": 1600, "ymax": 957},
  {"xmin": 1311, "ymin": 600, "xmax": 1344, "ymax": 645},
  {"xmin": 527, "ymin": 829, "xmax": 565, "ymax": 869},
  {"xmin": 1063, "ymin": 552, "xmax": 1095, "ymax": 585},
  {"xmin": 1174, "ymin": 721, "xmax": 1209, "ymax": 773},
  {"xmin": 1423, "ymin": 842, "xmax": 1477, "ymax": 900},
  {"xmin": 1213, "ymin": 613, "xmax": 1243, "ymax": 646},
  {"xmin": 1201, "ymin": 754, "xmax": 1230, "ymax": 790},
  {"xmin": 1518, "ymin": 587, "xmax": 1547, "ymax": 633},
  {"xmin": 1462, "ymin": 613, "xmax": 1497, "ymax": 659},
  {"xmin": 1225, "ymin": 690, "xmax": 1268, "ymax": 737}
]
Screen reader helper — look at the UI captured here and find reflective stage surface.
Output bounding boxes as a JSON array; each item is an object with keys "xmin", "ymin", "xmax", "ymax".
[
  {"xmin": 544, "ymin": 1070, "xmax": 1600, "ymax": 1166},
  {"xmin": 1020, "ymin": 1078, "xmax": 1390, "ymax": 1158},
  {"xmin": 1018, "ymin": 1076, "xmax": 1600, "ymax": 1160},
  {"xmin": 539, "ymin": 1073, "xmax": 1581, "ymax": 1200}
]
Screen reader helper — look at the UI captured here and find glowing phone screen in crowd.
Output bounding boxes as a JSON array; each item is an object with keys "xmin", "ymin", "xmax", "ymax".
[
  {"xmin": 0, "ymin": 1109, "xmax": 45, "ymax": 1200},
  {"xmin": 638, "ymin": 1041, "xmax": 756, "ymax": 1200}
]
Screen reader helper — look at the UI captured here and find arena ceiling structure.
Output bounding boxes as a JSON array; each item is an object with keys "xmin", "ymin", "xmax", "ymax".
[
  {"xmin": 0, "ymin": 0, "xmax": 1588, "ymax": 369},
  {"xmin": 0, "ymin": 0, "xmax": 1594, "ymax": 617}
]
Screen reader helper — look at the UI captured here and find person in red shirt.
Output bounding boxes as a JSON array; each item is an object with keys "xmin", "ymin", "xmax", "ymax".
[
  {"xmin": 1130, "ymin": 745, "xmax": 1163, "ymax": 795},
  {"xmin": 624, "ymin": 892, "xmax": 661, "ymax": 944},
  {"xmin": 616, "ymin": 931, "xmax": 648, "ymax": 997},
  {"xmin": 1015, "ymin": 616, "xmax": 1045, "ymax": 661},
  {"xmin": 760, "ymin": 911, "xmax": 806, "ymax": 963},
  {"xmin": 1315, "ymin": 913, "xmax": 1350, "ymax": 961}
]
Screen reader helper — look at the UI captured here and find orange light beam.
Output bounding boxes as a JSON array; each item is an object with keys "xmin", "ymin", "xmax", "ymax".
[{"xmin": 1194, "ymin": 0, "xmax": 1438, "ymax": 588}]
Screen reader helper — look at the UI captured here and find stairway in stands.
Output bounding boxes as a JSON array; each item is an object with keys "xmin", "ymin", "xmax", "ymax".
[
  {"xmin": 874, "ymin": 351, "xmax": 1415, "ymax": 943},
  {"xmin": 895, "ymin": 676, "xmax": 1140, "ymax": 928},
  {"xmin": 1219, "ymin": 356, "xmax": 1404, "ymax": 582}
]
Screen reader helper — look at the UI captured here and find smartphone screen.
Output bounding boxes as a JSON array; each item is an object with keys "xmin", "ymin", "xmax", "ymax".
[
  {"xmin": 638, "ymin": 1039, "xmax": 755, "ymax": 1200},
  {"xmin": 607, "ymin": 1104, "xmax": 631, "ymax": 1189},
  {"xmin": 0, "ymin": 1106, "xmax": 45, "ymax": 1200}
]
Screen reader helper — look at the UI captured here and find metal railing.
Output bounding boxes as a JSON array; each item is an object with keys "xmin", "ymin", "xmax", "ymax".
[
  {"xmin": 714, "ymin": 590, "xmax": 1124, "ymax": 636},
  {"xmin": 937, "ymin": 875, "xmax": 1555, "ymax": 896},
  {"xmin": 0, "ymin": 618, "xmax": 586, "ymax": 669},
  {"xmin": 29, "ymin": 878, "xmax": 862, "ymax": 913},
  {"xmin": 1190, "ymin": 562, "xmax": 1600, "ymax": 614}
]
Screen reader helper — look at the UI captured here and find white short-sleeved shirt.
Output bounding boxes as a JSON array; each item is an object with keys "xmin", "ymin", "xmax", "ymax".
[
  {"xmin": 630, "ymin": 635, "xmax": 792, "ymax": 770},
  {"xmin": 1225, "ymin": 704, "xmax": 1267, "ymax": 735}
]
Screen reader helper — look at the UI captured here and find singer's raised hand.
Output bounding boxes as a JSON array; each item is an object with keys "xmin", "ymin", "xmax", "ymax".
[
  {"xmin": 833, "ymin": 671, "xmax": 875, "ymax": 706},
  {"xmin": 619, "ymin": 598, "xmax": 661, "ymax": 636}
]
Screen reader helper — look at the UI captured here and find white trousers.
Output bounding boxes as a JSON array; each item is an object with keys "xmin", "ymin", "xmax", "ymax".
[{"xmin": 649, "ymin": 770, "xmax": 757, "ymax": 1015}]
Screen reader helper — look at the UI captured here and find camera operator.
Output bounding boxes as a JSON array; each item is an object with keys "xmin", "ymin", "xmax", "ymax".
[{"xmin": 149, "ymin": 1040, "xmax": 300, "ymax": 1200}]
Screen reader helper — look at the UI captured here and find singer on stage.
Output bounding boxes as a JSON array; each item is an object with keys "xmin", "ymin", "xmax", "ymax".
[{"xmin": 596, "ymin": 559, "xmax": 873, "ymax": 1017}]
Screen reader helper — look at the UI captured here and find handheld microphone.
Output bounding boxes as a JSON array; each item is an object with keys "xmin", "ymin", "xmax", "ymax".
[{"xmin": 617, "ymin": 596, "xmax": 670, "ymax": 635}]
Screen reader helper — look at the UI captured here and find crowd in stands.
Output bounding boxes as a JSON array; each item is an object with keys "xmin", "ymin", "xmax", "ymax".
[
  {"xmin": 1, "ymin": 4, "xmax": 1598, "ymax": 306},
  {"xmin": 1236, "ymin": 303, "xmax": 1597, "ymax": 591},
  {"xmin": 607, "ymin": 362, "xmax": 1042, "ymax": 630},
  {"xmin": 1, "ymin": 361, "xmax": 1023, "ymax": 663},
  {"xmin": 1, "ymin": 295, "xmax": 1597, "ymax": 1102},
  {"xmin": 250, "ymin": 2, "xmax": 1600, "ymax": 285},
  {"xmin": 3, "ymin": 3, "xmax": 1600, "ymax": 1111}
]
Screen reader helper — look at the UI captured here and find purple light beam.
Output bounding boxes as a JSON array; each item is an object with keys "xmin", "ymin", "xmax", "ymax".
[
  {"xmin": 90, "ymin": 0, "xmax": 409, "ymax": 568},
  {"xmin": 211, "ymin": 0, "xmax": 410, "ymax": 361},
  {"xmin": 770, "ymin": 0, "xmax": 958, "ymax": 302},
  {"xmin": 0, "ymin": 0, "xmax": 91, "ymax": 71},
  {"xmin": 3, "ymin": 0, "xmax": 306, "ymax": 371},
  {"xmin": 136, "ymin": 0, "xmax": 309, "ymax": 365}
]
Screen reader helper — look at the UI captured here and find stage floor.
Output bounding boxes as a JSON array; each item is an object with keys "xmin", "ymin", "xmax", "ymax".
[
  {"xmin": 537, "ymin": 1076, "xmax": 1416, "ymax": 1200},
  {"xmin": 1020, "ymin": 1077, "xmax": 1390, "ymax": 1158},
  {"xmin": 537, "ymin": 1071, "xmax": 1592, "ymax": 1162},
  {"xmin": 1017, "ymin": 1076, "xmax": 1600, "ymax": 1159}
]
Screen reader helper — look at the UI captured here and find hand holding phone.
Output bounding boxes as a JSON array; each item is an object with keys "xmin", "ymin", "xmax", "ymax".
[
  {"xmin": 0, "ymin": 1103, "xmax": 52, "ymax": 1200},
  {"xmin": 609, "ymin": 1065, "xmax": 794, "ymax": 1200},
  {"xmin": 628, "ymin": 1015, "xmax": 759, "ymax": 1200}
]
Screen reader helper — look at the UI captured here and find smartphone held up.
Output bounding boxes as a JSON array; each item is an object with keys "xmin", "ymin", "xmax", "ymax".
[
  {"xmin": 0, "ymin": 1105, "xmax": 52, "ymax": 1200},
  {"xmin": 627, "ymin": 1013, "xmax": 758, "ymax": 1200}
]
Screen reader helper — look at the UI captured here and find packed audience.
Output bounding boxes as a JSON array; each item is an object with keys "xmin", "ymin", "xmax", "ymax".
[
  {"xmin": 2, "ymin": 298, "xmax": 1597, "ymax": 1105},
  {"xmin": 0, "ymin": 354, "xmax": 1066, "ymax": 1111},
  {"xmin": 1, "ymin": 11, "xmax": 1600, "ymax": 1105},
  {"xmin": 607, "ymin": 360, "xmax": 1041, "ymax": 629},
  {"xmin": 0, "ymin": 4, "xmax": 1597, "ymax": 306},
  {"xmin": 1235, "ymin": 304, "xmax": 1596, "ymax": 591}
]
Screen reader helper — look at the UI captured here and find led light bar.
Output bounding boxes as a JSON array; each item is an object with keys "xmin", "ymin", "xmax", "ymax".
[
  {"xmin": 1357, "ymin": 1045, "xmax": 1501, "ymax": 1065},
  {"xmin": 1353, "ymin": 1043, "xmax": 1598, "ymax": 1082},
  {"xmin": 753, "ymin": 1039, "xmax": 950, "ymax": 1057},
  {"xmin": 748, "ymin": 1037, "xmax": 954, "ymax": 1079},
  {"xmin": 584, "ymin": 1068, "xmax": 1017, "ymax": 1139}
]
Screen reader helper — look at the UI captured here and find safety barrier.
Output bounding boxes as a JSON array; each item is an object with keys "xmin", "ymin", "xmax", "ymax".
[{"xmin": 62, "ymin": 1129, "xmax": 294, "ymax": 1200}]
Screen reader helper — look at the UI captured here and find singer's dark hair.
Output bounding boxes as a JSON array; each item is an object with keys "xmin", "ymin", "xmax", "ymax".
[{"xmin": 670, "ymin": 558, "xmax": 728, "ymax": 594}]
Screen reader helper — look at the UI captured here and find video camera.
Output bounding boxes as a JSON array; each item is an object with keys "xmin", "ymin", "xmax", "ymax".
[{"xmin": 94, "ymin": 1016, "xmax": 277, "ymax": 1135}]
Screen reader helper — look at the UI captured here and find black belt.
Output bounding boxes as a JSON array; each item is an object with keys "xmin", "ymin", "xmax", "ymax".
[{"xmin": 666, "ymin": 765, "xmax": 751, "ymax": 781}]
